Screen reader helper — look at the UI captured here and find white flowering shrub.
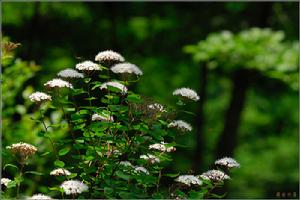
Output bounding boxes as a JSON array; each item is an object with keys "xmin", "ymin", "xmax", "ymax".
[{"xmin": 2, "ymin": 50, "xmax": 240, "ymax": 199}]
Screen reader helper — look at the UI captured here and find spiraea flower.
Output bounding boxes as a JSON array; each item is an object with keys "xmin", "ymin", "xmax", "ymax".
[
  {"xmin": 27, "ymin": 194, "xmax": 53, "ymax": 200},
  {"xmin": 57, "ymin": 68, "xmax": 84, "ymax": 79},
  {"xmin": 60, "ymin": 180, "xmax": 88, "ymax": 195},
  {"xmin": 119, "ymin": 161, "xmax": 134, "ymax": 168},
  {"xmin": 175, "ymin": 175, "xmax": 202, "ymax": 186},
  {"xmin": 140, "ymin": 154, "xmax": 160, "ymax": 164},
  {"xmin": 50, "ymin": 168, "xmax": 71, "ymax": 176},
  {"xmin": 199, "ymin": 170, "xmax": 230, "ymax": 182},
  {"xmin": 91, "ymin": 113, "xmax": 114, "ymax": 122},
  {"xmin": 95, "ymin": 50, "xmax": 125, "ymax": 64},
  {"xmin": 6, "ymin": 142, "xmax": 37, "ymax": 158},
  {"xmin": 29, "ymin": 92, "xmax": 52, "ymax": 103},
  {"xmin": 149, "ymin": 142, "xmax": 176, "ymax": 153},
  {"xmin": 111, "ymin": 63, "xmax": 143, "ymax": 75},
  {"xmin": 134, "ymin": 166, "xmax": 149, "ymax": 175},
  {"xmin": 215, "ymin": 157, "xmax": 240, "ymax": 168},
  {"xmin": 168, "ymin": 120, "xmax": 192, "ymax": 132},
  {"xmin": 1, "ymin": 178, "xmax": 12, "ymax": 187},
  {"xmin": 100, "ymin": 81, "xmax": 128, "ymax": 94},
  {"xmin": 172, "ymin": 88, "xmax": 199, "ymax": 101},
  {"xmin": 44, "ymin": 78, "xmax": 73, "ymax": 89},
  {"xmin": 148, "ymin": 103, "xmax": 166, "ymax": 112},
  {"xmin": 75, "ymin": 60, "xmax": 101, "ymax": 71}
]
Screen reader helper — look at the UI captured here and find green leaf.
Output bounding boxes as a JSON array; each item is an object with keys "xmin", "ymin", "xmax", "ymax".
[
  {"xmin": 67, "ymin": 173, "xmax": 77, "ymax": 179},
  {"xmin": 54, "ymin": 160, "xmax": 65, "ymax": 168},
  {"xmin": 116, "ymin": 171, "xmax": 130, "ymax": 181},
  {"xmin": 126, "ymin": 94, "xmax": 142, "ymax": 103},
  {"xmin": 40, "ymin": 151, "xmax": 51, "ymax": 157},
  {"xmin": 24, "ymin": 171, "xmax": 43, "ymax": 176},
  {"xmin": 59, "ymin": 147, "xmax": 71, "ymax": 156},
  {"xmin": 6, "ymin": 180, "xmax": 16, "ymax": 188},
  {"xmin": 163, "ymin": 173, "xmax": 180, "ymax": 178},
  {"xmin": 4, "ymin": 164, "xmax": 18, "ymax": 170}
]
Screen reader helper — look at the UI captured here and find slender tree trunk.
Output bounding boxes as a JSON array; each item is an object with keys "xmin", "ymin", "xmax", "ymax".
[
  {"xmin": 216, "ymin": 69, "xmax": 250, "ymax": 158},
  {"xmin": 193, "ymin": 64, "xmax": 208, "ymax": 173}
]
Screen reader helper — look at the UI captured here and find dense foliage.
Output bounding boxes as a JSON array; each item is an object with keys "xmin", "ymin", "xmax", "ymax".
[
  {"xmin": 2, "ymin": 2, "xmax": 299, "ymax": 198},
  {"xmin": 2, "ymin": 49, "xmax": 240, "ymax": 199}
]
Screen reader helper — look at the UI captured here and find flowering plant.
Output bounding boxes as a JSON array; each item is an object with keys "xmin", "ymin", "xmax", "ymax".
[{"xmin": 2, "ymin": 50, "xmax": 239, "ymax": 199}]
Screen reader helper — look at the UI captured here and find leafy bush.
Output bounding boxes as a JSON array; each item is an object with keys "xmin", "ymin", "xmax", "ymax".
[{"xmin": 2, "ymin": 50, "xmax": 240, "ymax": 199}]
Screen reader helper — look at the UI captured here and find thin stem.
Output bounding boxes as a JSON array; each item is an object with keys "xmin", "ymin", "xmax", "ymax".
[
  {"xmin": 16, "ymin": 163, "xmax": 24, "ymax": 198},
  {"xmin": 156, "ymin": 170, "xmax": 162, "ymax": 192}
]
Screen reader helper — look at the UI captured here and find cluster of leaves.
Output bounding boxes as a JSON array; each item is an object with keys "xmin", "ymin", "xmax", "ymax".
[{"xmin": 184, "ymin": 28, "xmax": 299, "ymax": 89}]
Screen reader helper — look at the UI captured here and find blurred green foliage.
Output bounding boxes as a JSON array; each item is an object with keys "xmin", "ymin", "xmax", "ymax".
[{"xmin": 2, "ymin": 2, "xmax": 299, "ymax": 198}]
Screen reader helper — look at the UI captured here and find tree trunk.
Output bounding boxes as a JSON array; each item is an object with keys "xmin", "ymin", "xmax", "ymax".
[
  {"xmin": 193, "ymin": 64, "xmax": 208, "ymax": 173},
  {"xmin": 216, "ymin": 69, "xmax": 250, "ymax": 158}
]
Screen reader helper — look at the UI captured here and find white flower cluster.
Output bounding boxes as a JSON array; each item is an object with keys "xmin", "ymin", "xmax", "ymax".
[
  {"xmin": 175, "ymin": 175, "xmax": 202, "ymax": 186},
  {"xmin": 140, "ymin": 154, "xmax": 160, "ymax": 164},
  {"xmin": 100, "ymin": 81, "xmax": 128, "ymax": 94},
  {"xmin": 173, "ymin": 88, "xmax": 199, "ymax": 101},
  {"xmin": 29, "ymin": 92, "xmax": 52, "ymax": 102},
  {"xmin": 76, "ymin": 60, "xmax": 101, "ymax": 71},
  {"xmin": 44, "ymin": 78, "xmax": 73, "ymax": 89},
  {"xmin": 199, "ymin": 170, "xmax": 230, "ymax": 182},
  {"xmin": 134, "ymin": 166, "xmax": 149, "ymax": 175},
  {"xmin": 148, "ymin": 103, "xmax": 166, "ymax": 112},
  {"xmin": 60, "ymin": 180, "xmax": 88, "ymax": 195},
  {"xmin": 149, "ymin": 142, "xmax": 176, "ymax": 152},
  {"xmin": 50, "ymin": 168, "xmax": 71, "ymax": 176},
  {"xmin": 6, "ymin": 142, "xmax": 37, "ymax": 157},
  {"xmin": 168, "ymin": 120, "xmax": 192, "ymax": 132},
  {"xmin": 119, "ymin": 161, "xmax": 149, "ymax": 175},
  {"xmin": 111, "ymin": 63, "xmax": 143, "ymax": 75},
  {"xmin": 27, "ymin": 194, "xmax": 53, "ymax": 200},
  {"xmin": 119, "ymin": 161, "xmax": 133, "ymax": 168},
  {"xmin": 215, "ymin": 157, "xmax": 240, "ymax": 168},
  {"xmin": 92, "ymin": 113, "xmax": 114, "ymax": 122},
  {"xmin": 57, "ymin": 68, "xmax": 84, "ymax": 78},
  {"xmin": 95, "ymin": 50, "xmax": 125, "ymax": 64},
  {"xmin": 1, "ymin": 178, "xmax": 12, "ymax": 187}
]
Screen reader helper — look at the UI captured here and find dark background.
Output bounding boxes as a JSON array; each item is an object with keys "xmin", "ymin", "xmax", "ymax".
[{"xmin": 2, "ymin": 2, "xmax": 299, "ymax": 198}]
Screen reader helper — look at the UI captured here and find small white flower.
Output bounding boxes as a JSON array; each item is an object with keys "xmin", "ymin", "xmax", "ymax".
[
  {"xmin": 76, "ymin": 60, "xmax": 101, "ymax": 71},
  {"xmin": 215, "ymin": 157, "xmax": 240, "ymax": 168},
  {"xmin": 50, "ymin": 168, "xmax": 71, "ymax": 176},
  {"xmin": 27, "ymin": 194, "xmax": 53, "ymax": 200},
  {"xmin": 29, "ymin": 92, "xmax": 52, "ymax": 102},
  {"xmin": 100, "ymin": 81, "xmax": 128, "ymax": 94},
  {"xmin": 199, "ymin": 170, "xmax": 230, "ymax": 182},
  {"xmin": 134, "ymin": 166, "xmax": 149, "ymax": 175},
  {"xmin": 148, "ymin": 103, "xmax": 166, "ymax": 112},
  {"xmin": 92, "ymin": 113, "xmax": 114, "ymax": 122},
  {"xmin": 175, "ymin": 175, "xmax": 202, "ymax": 186},
  {"xmin": 111, "ymin": 63, "xmax": 143, "ymax": 75},
  {"xmin": 95, "ymin": 50, "xmax": 125, "ymax": 64},
  {"xmin": 44, "ymin": 78, "xmax": 73, "ymax": 89},
  {"xmin": 168, "ymin": 120, "xmax": 192, "ymax": 132},
  {"xmin": 149, "ymin": 142, "xmax": 176, "ymax": 152},
  {"xmin": 173, "ymin": 88, "xmax": 199, "ymax": 101},
  {"xmin": 140, "ymin": 154, "xmax": 160, "ymax": 164},
  {"xmin": 119, "ymin": 161, "xmax": 133, "ymax": 168},
  {"xmin": 1, "ymin": 178, "xmax": 12, "ymax": 187},
  {"xmin": 60, "ymin": 180, "xmax": 88, "ymax": 195},
  {"xmin": 6, "ymin": 142, "xmax": 37, "ymax": 158},
  {"xmin": 57, "ymin": 68, "xmax": 84, "ymax": 78}
]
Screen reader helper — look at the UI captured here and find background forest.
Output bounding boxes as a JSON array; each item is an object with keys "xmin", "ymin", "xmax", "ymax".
[{"xmin": 2, "ymin": 2, "xmax": 299, "ymax": 199}]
